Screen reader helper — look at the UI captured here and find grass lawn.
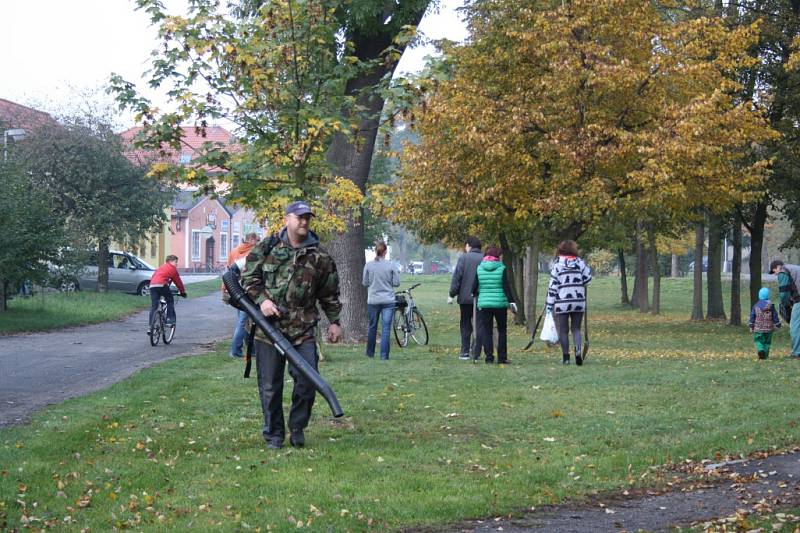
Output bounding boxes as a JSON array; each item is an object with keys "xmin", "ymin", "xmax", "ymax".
[
  {"xmin": 0, "ymin": 278, "xmax": 222, "ymax": 335},
  {"xmin": 2, "ymin": 276, "xmax": 799, "ymax": 531}
]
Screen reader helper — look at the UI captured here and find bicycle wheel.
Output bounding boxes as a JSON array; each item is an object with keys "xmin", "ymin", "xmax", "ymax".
[
  {"xmin": 393, "ymin": 307, "xmax": 409, "ymax": 347},
  {"xmin": 162, "ymin": 320, "xmax": 176, "ymax": 344},
  {"xmin": 149, "ymin": 312, "xmax": 161, "ymax": 346},
  {"xmin": 410, "ymin": 309, "xmax": 429, "ymax": 345}
]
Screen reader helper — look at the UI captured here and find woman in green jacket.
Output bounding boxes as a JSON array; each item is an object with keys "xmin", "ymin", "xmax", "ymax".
[{"xmin": 471, "ymin": 245, "xmax": 517, "ymax": 364}]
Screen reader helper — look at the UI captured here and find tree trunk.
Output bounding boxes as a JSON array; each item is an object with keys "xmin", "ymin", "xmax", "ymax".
[
  {"xmin": 1, "ymin": 279, "xmax": 7, "ymax": 312},
  {"xmin": 691, "ymin": 221, "xmax": 704, "ymax": 321},
  {"xmin": 325, "ymin": 213, "xmax": 368, "ymax": 342},
  {"xmin": 618, "ymin": 248, "xmax": 629, "ymax": 305},
  {"xmin": 648, "ymin": 224, "xmax": 660, "ymax": 315},
  {"xmin": 499, "ymin": 233, "xmax": 524, "ymax": 324},
  {"xmin": 98, "ymin": 238, "xmax": 110, "ymax": 293},
  {"xmin": 671, "ymin": 254, "xmax": 679, "ymax": 278},
  {"xmin": 524, "ymin": 237, "xmax": 541, "ymax": 333},
  {"xmin": 748, "ymin": 202, "xmax": 768, "ymax": 309},
  {"xmin": 512, "ymin": 253, "xmax": 526, "ymax": 325},
  {"xmin": 324, "ymin": 10, "xmax": 429, "ymax": 343},
  {"xmin": 634, "ymin": 222, "xmax": 649, "ymax": 312},
  {"xmin": 706, "ymin": 213, "xmax": 726, "ymax": 320},
  {"xmin": 325, "ymin": 66, "xmax": 389, "ymax": 342},
  {"xmin": 730, "ymin": 211, "xmax": 742, "ymax": 326}
]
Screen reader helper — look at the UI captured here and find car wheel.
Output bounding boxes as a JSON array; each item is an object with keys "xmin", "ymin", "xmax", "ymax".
[{"xmin": 138, "ymin": 281, "xmax": 151, "ymax": 296}]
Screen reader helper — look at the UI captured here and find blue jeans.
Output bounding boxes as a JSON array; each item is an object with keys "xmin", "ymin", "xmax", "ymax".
[
  {"xmin": 231, "ymin": 309, "xmax": 249, "ymax": 357},
  {"xmin": 367, "ymin": 303, "xmax": 395, "ymax": 360}
]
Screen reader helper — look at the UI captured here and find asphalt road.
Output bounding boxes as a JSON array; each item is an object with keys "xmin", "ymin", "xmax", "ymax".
[{"xmin": 0, "ymin": 291, "xmax": 235, "ymax": 427}]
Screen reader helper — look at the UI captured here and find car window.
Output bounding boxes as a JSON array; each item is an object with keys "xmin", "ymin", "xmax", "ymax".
[
  {"xmin": 109, "ymin": 254, "xmax": 127, "ymax": 269},
  {"xmin": 128, "ymin": 254, "xmax": 155, "ymax": 270}
]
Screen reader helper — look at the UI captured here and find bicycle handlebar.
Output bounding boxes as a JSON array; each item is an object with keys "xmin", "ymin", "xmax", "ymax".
[{"xmin": 396, "ymin": 283, "xmax": 421, "ymax": 294}]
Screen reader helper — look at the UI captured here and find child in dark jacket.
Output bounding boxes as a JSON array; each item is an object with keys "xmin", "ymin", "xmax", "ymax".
[{"xmin": 749, "ymin": 287, "xmax": 781, "ymax": 360}]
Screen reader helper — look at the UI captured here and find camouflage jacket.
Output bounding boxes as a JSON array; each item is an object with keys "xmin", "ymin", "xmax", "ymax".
[{"xmin": 240, "ymin": 228, "xmax": 342, "ymax": 345}]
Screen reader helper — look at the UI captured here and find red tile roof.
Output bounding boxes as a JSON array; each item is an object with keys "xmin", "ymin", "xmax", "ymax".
[
  {"xmin": 0, "ymin": 98, "xmax": 54, "ymax": 130},
  {"xmin": 121, "ymin": 125, "xmax": 235, "ymax": 173}
]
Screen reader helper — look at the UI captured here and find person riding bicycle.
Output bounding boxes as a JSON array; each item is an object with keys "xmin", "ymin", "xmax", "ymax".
[{"xmin": 148, "ymin": 255, "xmax": 186, "ymax": 333}]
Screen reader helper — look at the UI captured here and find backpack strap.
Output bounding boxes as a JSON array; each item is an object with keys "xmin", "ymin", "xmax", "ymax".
[
  {"xmin": 243, "ymin": 323, "xmax": 256, "ymax": 378},
  {"xmin": 242, "ymin": 234, "xmax": 280, "ymax": 378}
]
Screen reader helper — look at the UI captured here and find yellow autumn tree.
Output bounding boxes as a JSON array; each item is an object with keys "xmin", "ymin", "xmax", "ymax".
[{"xmin": 394, "ymin": 0, "xmax": 776, "ymax": 248}]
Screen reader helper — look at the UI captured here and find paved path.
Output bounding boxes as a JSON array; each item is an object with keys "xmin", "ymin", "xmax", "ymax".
[
  {"xmin": 0, "ymin": 292, "xmax": 235, "ymax": 427},
  {"xmin": 447, "ymin": 452, "xmax": 800, "ymax": 532}
]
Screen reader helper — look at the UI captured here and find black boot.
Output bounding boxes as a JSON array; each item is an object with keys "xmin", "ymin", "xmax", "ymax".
[
  {"xmin": 562, "ymin": 355, "xmax": 570, "ymax": 365},
  {"xmin": 575, "ymin": 347, "xmax": 583, "ymax": 366},
  {"xmin": 758, "ymin": 350, "xmax": 767, "ymax": 360}
]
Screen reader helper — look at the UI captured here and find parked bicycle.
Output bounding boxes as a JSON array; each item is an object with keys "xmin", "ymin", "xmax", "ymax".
[
  {"xmin": 149, "ymin": 295, "xmax": 177, "ymax": 346},
  {"xmin": 393, "ymin": 283, "xmax": 429, "ymax": 347}
]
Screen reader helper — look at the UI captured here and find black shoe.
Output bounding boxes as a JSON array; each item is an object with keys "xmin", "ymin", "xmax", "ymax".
[
  {"xmin": 758, "ymin": 351, "xmax": 767, "ymax": 360},
  {"xmin": 459, "ymin": 353, "xmax": 471, "ymax": 360},
  {"xmin": 266, "ymin": 440, "xmax": 283, "ymax": 450},
  {"xmin": 289, "ymin": 430, "xmax": 305, "ymax": 448},
  {"xmin": 497, "ymin": 359, "xmax": 511, "ymax": 365},
  {"xmin": 485, "ymin": 358, "xmax": 494, "ymax": 364},
  {"xmin": 562, "ymin": 358, "xmax": 570, "ymax": 365},
  {"xmin": 575, "ymin": 349, "xmax": 583, "ymax": 366}
]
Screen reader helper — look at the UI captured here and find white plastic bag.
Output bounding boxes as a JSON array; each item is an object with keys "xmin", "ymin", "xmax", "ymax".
[{"xmin": 540, "ymin": 310, "xmax": 559, "ymax": 346}]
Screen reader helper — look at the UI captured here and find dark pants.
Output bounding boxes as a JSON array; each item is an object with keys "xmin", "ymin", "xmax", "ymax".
[
  {"xmin": 367, "ymin": 303, "xmax": 395, "ymax": 359},
  {"xmin": 553, "ymin": 312, "xmax": 583, "ymax": 359},
  {"xmin": 475, "ymin": 307, "xmax": 508, "ymax": 362},
  {"xmin": 255, "ymin": 338, "xmax": 318, "ymax": 445},
  {"xmin": 149, "ymin": 286, "xmax": 175, "ymax": 326},
  {"xmin": 459, "ymin": 303, "xmax": 474, "ymax": 355}
]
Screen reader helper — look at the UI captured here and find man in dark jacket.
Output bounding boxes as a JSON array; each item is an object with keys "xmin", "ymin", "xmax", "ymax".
[{"xmin": 449, "ymin": 236, "xmax": 483, "ymax": 360}]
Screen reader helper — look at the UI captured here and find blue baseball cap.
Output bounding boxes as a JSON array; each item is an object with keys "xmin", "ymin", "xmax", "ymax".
[
  {"xmin": 759, "ymin": 287, "xmax": 770, "ymax": 300},
  {"xmin": 285, "ymin": 201, "xmax": 314, "ymax": 217}
]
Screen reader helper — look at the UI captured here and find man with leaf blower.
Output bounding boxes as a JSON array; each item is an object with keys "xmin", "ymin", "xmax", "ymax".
[{"xmin": 240, "ymin": 201, "xmax": 342, "ymax": 450}]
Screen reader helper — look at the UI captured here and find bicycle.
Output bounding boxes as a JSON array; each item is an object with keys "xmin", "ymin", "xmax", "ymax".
[
  {"xmin": 393, "ymin": 283, "xmax": 429, "ymax": 347},
  {"xmin": 149, "ymin": 295, "xmax": 177, "ymax": 346}
]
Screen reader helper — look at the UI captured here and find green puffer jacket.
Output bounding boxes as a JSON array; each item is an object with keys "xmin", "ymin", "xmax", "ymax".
[
  {"xmin": 240, "ymin": 228, "xmax": 342, "ymax": 345},
  {"xmin": 476, "ymin": 260, "xmax": 508, "ymax": 309}
]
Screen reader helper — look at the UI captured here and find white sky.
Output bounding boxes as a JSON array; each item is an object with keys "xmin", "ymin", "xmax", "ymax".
[{"xmin": 0, "ymin": 0, "xmax": 467, "ymax": 126}]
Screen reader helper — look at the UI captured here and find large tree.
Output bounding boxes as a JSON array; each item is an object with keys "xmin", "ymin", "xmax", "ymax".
[
  {"xmin": 395, "ymin": 0, "xmax": 775, "ymax": 304},
  {"xmin": 112, "ymin": 0, "xmax": 431, "ymax": 340},
  {"xmin": 17, "ymin": 118, "xmax": 173, "ymax": 292}
]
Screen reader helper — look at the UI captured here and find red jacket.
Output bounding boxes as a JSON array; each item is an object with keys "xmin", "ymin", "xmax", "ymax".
[{"xmin": 151, "ymin": 262, "xmax": 186, "ymax": 293}]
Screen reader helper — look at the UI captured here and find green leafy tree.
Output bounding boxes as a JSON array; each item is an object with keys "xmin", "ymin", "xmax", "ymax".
[
  {"xmin": 111, "ymin": 0, "xmax": 431, "ymax": 340},
  {"xmin": 0, "ymin": 159, "xmax": 67, "ymax": 311},
  {"xmin": 17, "ymin": 118, "xmax": 174, "ymax": 292}
]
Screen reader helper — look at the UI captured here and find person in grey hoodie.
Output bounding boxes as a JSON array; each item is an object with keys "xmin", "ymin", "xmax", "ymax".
[
  {"xmin": 363, "ymin": 241, "xmax": 401, "ymax": 359},
  {"xmin": 449, "ymin": 236, "xmax": 484, "ymax": 360}
]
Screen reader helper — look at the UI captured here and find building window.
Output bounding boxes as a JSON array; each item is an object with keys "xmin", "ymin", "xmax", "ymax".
[
  {"xmin": 179, "ymin": 153, "xmax": 191, "ymax": 164},
  {"xmin": 232, "ymin": 234, "xmax": 240, "ymax": 249},
  {"xmin": 233, "ymin": 221, "xmax": 241, "ymax": 233},
  {"xmin": 220, "ymin": 234, "xmax": 228, "ymax": 261},
  {"xmin": 221, "ymin": 220, "xmax": 229, "ymax": 232},
  {"xmin": 192, "ymin": 231, "xmax": 201, "ymax": 261}
]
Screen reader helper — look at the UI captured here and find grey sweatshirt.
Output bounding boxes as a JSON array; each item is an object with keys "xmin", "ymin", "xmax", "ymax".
[{"xmin": 362, "ymin": 258, "xmax": 401, "ymax": 305}]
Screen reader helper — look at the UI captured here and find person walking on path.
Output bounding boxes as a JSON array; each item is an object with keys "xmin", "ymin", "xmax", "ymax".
[
  {"xmin": 769, "ymin": 260, "xmax": 800, "ymax": 357},
  {"xmin": 148, "ymin": 255, "xmax": 186, "ymax": 332},
  {"xmin": 471, "ymin": 245, "xmax": 517, "ymax": 364},
  {"xmin": 226, "ymin": 232, "xmax": 260, "ymax": 358},
  {"xmin": 545, "ymin": 240, "xmax": 592, "ymax": 366},
  {"xmin": 240, "ymin": 201, "xmax": 342, "ymax": 449},
  {"xmin": 449, "ymin": 236, "xmax": 484, "ymax": 360},
  {"xmin": 749, "ymin": 287, "xmax": 781, "ymax": 360},
  {"xmin": 362, "ymin": 241, "xmax": 401, "ymax": 360}
]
